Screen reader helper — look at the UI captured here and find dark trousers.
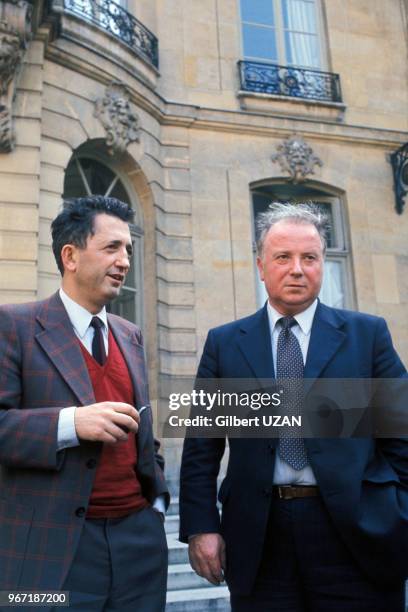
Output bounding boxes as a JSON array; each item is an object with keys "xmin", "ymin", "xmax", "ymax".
[
  {"xmin": 60, "ymin": 506, "xmax": 168, "ymax": 612},
  {"xmin": 231, "ymin": 496, "xmax": 405, "ymax": 612}
]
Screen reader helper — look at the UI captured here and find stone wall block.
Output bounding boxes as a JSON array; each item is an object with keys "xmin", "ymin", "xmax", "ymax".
[
  {"xmin": 0, "ymin": 262, "xmax": 37, "ymax": 291},
  {"xmin": 14, "ymin": 91, "xmax": 42, "ymax": 119},
  {"xmin": 157, "ymin": 259, "xmax": 194, "ymax": 283},
  {"xmin": 0, "ymin": 148, "xmax": 39, "ymax": 174},
  {"xmin": 40, "ymin": 164, "xmax": 65, "ymax": 195},
  {"xmin": 38, "ymin": 218, "xmax": 52, "ymax": 247},
  {"xmin": 38, "ymin": 245, "xmax": 59, "ymax": 275},
  {"xmin": 372, "ymin": 254, "xmax": 399, "ymax": 304},
  {"xmin": 14, "ymin": 119, "xmax": 41, "ymax": 147},
  {"xmin": 159, "ymin": 351, "xmax": 197, "ymax": 376},
  {"xmin": 157, "ymin": 303, "xmax": 195, "ymax": 329},
  {"xmin": 41, "ymin": 140, "xmax": 73, "ymax": 168},
  {"xmin": 158, "ymin": 279, "xmax": 195, "ymax": 307},
  {"xmin": 164, "ymin": 167, "xmax": 190, "ymax": 191},
  {"xmin": 161, "ymin": 191, "xmax": 192, "ymax": 214},
  {"xmin": 18, "ymin": 64, "xmax": 43, "ymax": 92},
  {"xmin": 40, "ymin": 192, "xmax": 63, "ymax": 220},
  {"xmin": 0, "ymin": 173, "xmax": 39, "ymax": 203},
  {"xmin": 163, "ymin": 145, "xmax": 190, "ymax": 168},
  {"xmin": 0, "ymin": 232, "xmax": 37, "ymax": 260},
  {"xmin": 158, "ymin": 328, "xmax": 196, "ymax": 352},
  {"xmin": 0, "ymin": 204, "xmax": 37, "ymax": 231},
  {"xmin": 156, "ymin": 233, "xmax": 193, "ymax": 260},
  {"xmin": 156, "ymin": 208, "xmax": 192, "ymax": 237}
]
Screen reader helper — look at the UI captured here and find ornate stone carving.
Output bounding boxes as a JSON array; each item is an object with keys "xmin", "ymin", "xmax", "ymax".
[
  {"xmin": 271, "ymin": 135, "xmax": 323, "ymax": 183},
  {"xmin": 94, "ymin": 81, "xmax": 140, "ymax": 156},
  {"xmin": 0, "ymin": 0, "xmax": 33, "ymax": 152},
  {"xmin": 0, "ymin": 103, "xmax": 13, "ymax": 151}
]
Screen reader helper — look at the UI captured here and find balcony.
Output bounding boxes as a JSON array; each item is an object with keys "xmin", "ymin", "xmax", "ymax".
[
  {"xmin": 237, "ymin": 60, "xmax": 344, "ymax": 121},
  {"xmin": 238, "ymin": 60, "xmax": 341, "ymax": 103},
  {"xmin": 61, "ymin": 0, "xmax": 158, "ymax": 68}
]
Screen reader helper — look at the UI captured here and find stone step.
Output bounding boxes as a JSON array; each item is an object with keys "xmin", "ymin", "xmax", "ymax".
[
  {"xmin": 167, "ymin": 497, "xmax": 179, "ymax": 516},
  {"xmin": 167, "ymin": 532, "xmax": 189, "ymax": 565},
  {"xmin": 166, "ymin": 586, "xmax": 230, "ymax": 612},
  {"xmin": 168, "ymin": 563, "xmax": 213, "ymax": 590},
  {"xmin": 165, "ymin": 513, "xmax": 179, "ymax": 534}
]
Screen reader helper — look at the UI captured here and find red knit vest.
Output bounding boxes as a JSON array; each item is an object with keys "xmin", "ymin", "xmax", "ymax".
[{"xmin": 79, "ymin": 331, "xmax": 148, "ymax": 518}]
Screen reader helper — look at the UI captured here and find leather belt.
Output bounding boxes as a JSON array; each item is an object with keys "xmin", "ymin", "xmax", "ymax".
[{"xmin": 273, "ymin": 485, "xmax": 320, "ymax": 500}]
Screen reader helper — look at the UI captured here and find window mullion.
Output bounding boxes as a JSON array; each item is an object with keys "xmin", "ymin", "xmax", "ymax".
[
  {"xmin": 274, "ymin": 0, "xmax": 286, "ymax": 65},
  {"xmin": 76, "ymin": 159, "xmax": 92, "ymax": 196},
  {"xmin": 105, "ymin": 175, "xmax": 119, "ymax": 198}
]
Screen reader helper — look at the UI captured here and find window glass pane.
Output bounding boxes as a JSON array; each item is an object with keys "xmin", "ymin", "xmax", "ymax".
[
  {"xmin": 311, "ymin": 202, "xmax": 334, "ymax": 248},
  {"xmin": 320, "ymin": 260, "xmax": 345, "ymax": 308},
  {"xmin": 125, "ymin": 247, "xmax": 137, "ymax": 289},
  {"xmin": 285, "ymin": 32, "xmax": 320, "ymax": 67},
  {"xmin": 108, "ymin": 179, "xmax": 129, "ymax": 204},
  {"xmin": 109, "ymin": 288, "xmax": 136, "ymax": 322},
  {"xmin": 241, "ymin": 0, "xmax": 274, "ymax": 25},
  {"xmin": 282, "ymin": 0, "xmax": 317, "ymax": 33},
  {"xmin": 80, "ymin": 158, "xmax": 116, "ymax": 195},
  {"xmin": 63, "ymin": 159, "xmax": 87, "ymax": 198},
  {"xmin": 243, "ymin": 24, "xmax": 278, "ymax": 61},
  {"xmin": 125, "ymin": 234, "xmax": 142, "ymax": 291}
]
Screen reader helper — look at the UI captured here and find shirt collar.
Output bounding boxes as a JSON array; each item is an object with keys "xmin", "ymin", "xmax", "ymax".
[
  {"xmin": 59, "ymin": 288, "xmax": 108, "ymax": 339},
  {"xmin": 266, "ymin": 299, "xmax": 318, "ymax": 336}
]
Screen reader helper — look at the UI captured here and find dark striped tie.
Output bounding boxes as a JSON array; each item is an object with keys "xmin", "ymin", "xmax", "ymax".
[{"xmin": 276, "ymin": 316, "xmax": 308, "ymax": 470}]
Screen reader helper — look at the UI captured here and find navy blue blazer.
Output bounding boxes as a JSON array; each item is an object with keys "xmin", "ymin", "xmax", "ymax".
[{"xmin": 179, "ymin": 301, "xmax": 408, "ymax": 595}]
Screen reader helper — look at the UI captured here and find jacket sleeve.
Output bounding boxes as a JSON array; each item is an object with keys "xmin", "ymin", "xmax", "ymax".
[
  {"xmin": 0, "ymin": 308, "xmax": 64, "ymax": 471},
  {"xmin": 373, "ymin": 317, "xmax": 408, "ymax": 486},
  {"xmin": 179, "ymin": 330, "xmax": 226, "ymax": 542}
]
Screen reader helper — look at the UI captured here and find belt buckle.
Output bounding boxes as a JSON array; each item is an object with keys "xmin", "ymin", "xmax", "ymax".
[{"xmin": 278, "ymin": 485, "xmax": 293, "ymax": 500}]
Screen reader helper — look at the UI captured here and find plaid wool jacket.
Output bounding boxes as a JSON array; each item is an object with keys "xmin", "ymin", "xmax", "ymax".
[{"xmin": 0, "ymin": 292, "xmax": 168, "ymax": 590}]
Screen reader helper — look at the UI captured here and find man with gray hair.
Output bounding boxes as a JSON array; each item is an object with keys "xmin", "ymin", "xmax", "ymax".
[{"xmin": 179, "ymin": 202, "xmax": 407, "ymax": 611}]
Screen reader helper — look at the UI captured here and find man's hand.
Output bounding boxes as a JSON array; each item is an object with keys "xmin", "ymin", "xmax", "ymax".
[
  {"xmin": 188, "ymin": 533, "xmax": 226, "ymax": 585},
  {"xmin": 74, "ymin": 402, "xmax": 139, "ymax": 443}
]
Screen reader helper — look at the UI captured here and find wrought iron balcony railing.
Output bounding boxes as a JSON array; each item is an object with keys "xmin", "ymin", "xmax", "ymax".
[
  {"xmin": 238, "ymin": 60, "xmax": 342, "ymax": 103},
  {"xmin": 63, "ymin": 0, "xmax": 158, "ymax": 68}
]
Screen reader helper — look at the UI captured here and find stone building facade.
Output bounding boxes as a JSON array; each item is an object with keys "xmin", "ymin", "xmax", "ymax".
[{"xmin": 1, "ymin": 0, "xmax": 408, "ymax": 491}]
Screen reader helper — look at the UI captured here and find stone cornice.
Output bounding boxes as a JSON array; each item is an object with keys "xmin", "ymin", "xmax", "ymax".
[{"xmin": 40, "ymin": 17, "xmax": 408, "ymax": 151}]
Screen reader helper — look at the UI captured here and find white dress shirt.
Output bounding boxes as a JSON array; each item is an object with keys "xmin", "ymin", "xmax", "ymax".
[
  {"xmin": 57, "ymin": 288, "xmax": 108, "ymax": 450},
  {"xmin": 266, "ymin": 299, "xmax": 318, "ymax": 485}
]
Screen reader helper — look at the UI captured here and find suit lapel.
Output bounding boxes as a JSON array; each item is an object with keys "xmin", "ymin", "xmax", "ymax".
[
  {"xmin": 107, "ymin": 315, "xmax": 147, "ymax": 411},
  {"xmin": 304, "ymin": 302, "xmax": 347, "ymax": 389},
  {"xmin": 236, "ymin": 304, "xmax": 275, "ymax": 383},
  {"xmin": 108, "ymin": 315, "xmax": 149, "ymax": 449},
  {"xmin": 35, "ymin": 292, "xmax": 95, "ymax": 406}
]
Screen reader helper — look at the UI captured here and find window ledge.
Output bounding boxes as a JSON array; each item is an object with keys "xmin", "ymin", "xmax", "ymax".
[{"xmin": 237, "ymin": 90, "xmax": 346, "ymax": 122}]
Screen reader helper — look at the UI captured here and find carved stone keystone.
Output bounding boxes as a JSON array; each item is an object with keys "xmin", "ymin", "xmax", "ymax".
[
  {"xmin": 271, "ymin": 135, "xmax": 323, "ymax": 183},
  {"xmin": 94, "ymin": 81, "xmax": 140, "ymax": 156}
]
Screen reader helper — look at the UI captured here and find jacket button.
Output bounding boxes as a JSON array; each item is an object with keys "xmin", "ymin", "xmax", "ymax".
[
  {"xmin": 267, "ymin": 443, "xmax": 274, "ymax": 451},
  {"xmin": 86, "ymin": 458, "xmax": 97, "ymax": 469},
  {"xmin": 75, "ymin": 507, "xmax": 86, "ymax": 518},
  {"xmin": 262, "ymin": 487, "xmax": 272, "ymax": 497}
]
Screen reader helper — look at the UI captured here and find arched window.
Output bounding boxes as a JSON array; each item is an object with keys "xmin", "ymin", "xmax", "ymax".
[
  {"xmin": 63, "ymin": 154, "xmax": 144, "ymax": 327},
  {"xmin": 251, "ymin": 182, "xmax": 355, "ymax": 309}
]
